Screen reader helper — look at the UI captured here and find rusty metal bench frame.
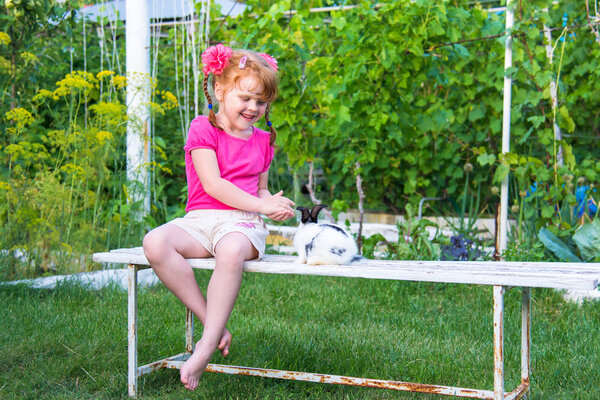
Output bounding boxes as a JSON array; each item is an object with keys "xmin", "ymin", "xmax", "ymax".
[{"xmin": 92, "ymin": 248, "xmax": 600, "ymax": 399}]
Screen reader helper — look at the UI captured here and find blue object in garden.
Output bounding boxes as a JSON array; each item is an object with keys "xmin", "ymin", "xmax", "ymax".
[
  {"xmin": 526, "ymin": 183, "xmax": 597, "ymax": 218},
  {"xmin": 527, "ymin": 182, "xmax": 538, "ymax": 196},
  {"xmin": 575, "ymin": 186, "xmax": 598, "ymax": 218},
  {"xmin": 561, "ymin": 13, "xmax": 576, "ymax": 41},
  {"xmin": 441, "ymin": 235, "xmax": 483, "ymax": 261}
]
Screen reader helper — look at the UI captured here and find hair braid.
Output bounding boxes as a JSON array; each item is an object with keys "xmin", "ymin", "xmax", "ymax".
[
  {"xmin": 202, "ymin": 74, "xmax": 218, "ymax": 127},
  {"xmin": 265, "ymin": 104, "xmax": 277, "ymax": 147}
]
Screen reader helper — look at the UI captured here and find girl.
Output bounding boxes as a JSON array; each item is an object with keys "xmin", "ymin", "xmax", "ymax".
[{"xmin": 142, "ymin": 44, "xmax": 295, "ymax": 391}]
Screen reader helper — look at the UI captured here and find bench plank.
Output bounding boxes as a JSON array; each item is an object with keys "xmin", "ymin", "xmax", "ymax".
[{"xmin": 93, "ymin": 248, "xmax": 600, "ymax": 291}]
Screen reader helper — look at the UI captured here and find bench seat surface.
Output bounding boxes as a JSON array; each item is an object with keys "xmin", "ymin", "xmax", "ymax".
[{"xmin": 93, "ymin": 247, "xmax": 600, "ymax": 291}]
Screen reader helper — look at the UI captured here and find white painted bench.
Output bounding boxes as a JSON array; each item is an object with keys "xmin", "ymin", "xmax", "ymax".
[{"xmin": 92, "ymin": 247, "xmax": 600, "ymax": 399}]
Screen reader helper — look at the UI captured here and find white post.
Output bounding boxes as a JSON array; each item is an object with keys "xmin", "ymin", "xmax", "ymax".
[
  {"xmin": 499, "ymin": 1, "xmax": 514, "ymax": 257},
  {"xmin": 126, "ymin": 0, "xmax": 151, "ymax": 215}
]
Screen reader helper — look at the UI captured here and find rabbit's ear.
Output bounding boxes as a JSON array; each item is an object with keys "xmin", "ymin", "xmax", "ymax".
[
  {"xmin": 309, "ymin": 204, "xmax": 328, "ymax": 223},
  {"xmin": 296, "ymin": 206, "xmax": 311, "ymax": 223}
]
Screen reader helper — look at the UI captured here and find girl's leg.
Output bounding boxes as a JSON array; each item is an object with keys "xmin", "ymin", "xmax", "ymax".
[
  {"xmin": 142, "ymin": 224, "xmax": 232, "ymax": 357},
  {"xmin": 179, "ymin": 232, "xmax": 258, "ymax": 391}
]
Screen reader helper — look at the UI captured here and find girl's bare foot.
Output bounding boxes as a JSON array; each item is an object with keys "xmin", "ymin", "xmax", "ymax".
[
  {"xmin": 180, "ymin": 340, "xmax": 213, "ymax": 390},
  {"xmin": 218, "ymin": 328, "xmax": 232, "ymax": 357},
  {"xmin": 180, "ymin": 329, "xmax": 232, "ymax": 390}
]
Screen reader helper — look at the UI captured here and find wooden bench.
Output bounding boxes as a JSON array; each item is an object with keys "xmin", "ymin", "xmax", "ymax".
[{"xmin": 92, "ymin": 247, "xmax": 600, "ymax": 399}]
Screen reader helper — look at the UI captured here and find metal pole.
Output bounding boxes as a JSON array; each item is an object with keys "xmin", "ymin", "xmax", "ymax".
[
  {"xmin": 499, "ymin": 0, "xmax": 514, "ymax": 257},
  {"xmin": 521, "ymin": 287, "xmax": 531, "ymax": 397},
  {"xmin": 493, "ymin": 285, "xmax": 505, "ymax": 400},
  {"xmin": 186, "ymin": 308, "xmax": 195, "ymax": 354},
  {"xmin": 126, "ymin": 0, "xmax": 151, "ymax": 215},
  {"xmin": 127, "ymin": 264, "xmax": 138, "ymax": 398}
]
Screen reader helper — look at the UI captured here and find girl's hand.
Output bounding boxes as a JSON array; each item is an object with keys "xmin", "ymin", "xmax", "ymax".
[
  {"xmin": 261, "ymin": 190, "xmax": 295, "ymax": 217},
  {"xmin": 266, "ymin": 208, "xmax": 295, "ymax": 222}
]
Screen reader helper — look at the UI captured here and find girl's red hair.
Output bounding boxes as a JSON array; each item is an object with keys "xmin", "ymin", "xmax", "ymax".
[{"xmin": 202, "ymin": 50, "xmax": 279, "ymax": 146}]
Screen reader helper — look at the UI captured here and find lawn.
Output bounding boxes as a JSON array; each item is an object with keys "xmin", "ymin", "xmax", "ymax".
[{"xmin": 1, "ymin": 270, "xmax": 599, "ymax": 400}]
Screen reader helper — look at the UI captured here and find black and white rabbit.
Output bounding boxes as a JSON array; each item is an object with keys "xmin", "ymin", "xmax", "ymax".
[{"xmin": 294, "ymin": 205, "xmax": 363, "ymax": 265}]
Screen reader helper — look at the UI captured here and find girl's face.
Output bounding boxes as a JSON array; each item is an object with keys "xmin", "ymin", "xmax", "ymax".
[{"xmin": 215, "ymin": 75, "xmax": 268, "ymax": 137}]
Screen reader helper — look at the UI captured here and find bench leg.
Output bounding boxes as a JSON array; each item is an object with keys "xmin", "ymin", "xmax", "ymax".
[
  {"xmin": 128, "ymin": 264, "xmax": 138, "ymax": 398},
  {"xmin": 493, "ymin": 285, "xmax": 505, "ymax": 400},
  {"xmin": 186, "ymin": 308, "xmax": 194, "ymax": 354},
  {"xmin": 521, "ymin": 287, "xmax": 531, "ymax": 398}
]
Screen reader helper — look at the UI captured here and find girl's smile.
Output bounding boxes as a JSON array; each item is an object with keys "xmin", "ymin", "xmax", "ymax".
[{"xmin": 215, "ymin": 76, "xmax": 268, "ymax": 139}]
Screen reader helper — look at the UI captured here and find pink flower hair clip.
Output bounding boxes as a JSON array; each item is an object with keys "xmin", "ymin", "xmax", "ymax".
[
  {"xmin": 201, "ymin": 44, "xmax": 233, "ymax": 75},
  {"xmin": 258, "ymin": 53, "xmax": 278, "ymax": 72}
]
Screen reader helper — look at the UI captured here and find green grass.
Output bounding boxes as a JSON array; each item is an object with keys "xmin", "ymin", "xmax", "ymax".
[{"xmin": 1, "ymin": 271, "xmax": 599, "ymax": 400}]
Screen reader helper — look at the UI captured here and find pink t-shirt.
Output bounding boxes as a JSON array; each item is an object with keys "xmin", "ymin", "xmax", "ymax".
[{"xmin": 183, "ymin": 115, "xmax": 275, "ymax": 212}]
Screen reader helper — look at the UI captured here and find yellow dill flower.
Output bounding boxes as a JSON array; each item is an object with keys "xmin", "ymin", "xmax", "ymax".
[
  {"xmin": 45, "ymin": 130, "xmax": 67, "ymax": 146},
  {"xmin": 149, "ymin": 101, "xmax": 165, "ymax": 116},
  {"xmin": 148, "ymin": 161, "xmax": 172, "ymax": 175},
  {"xmin": 60, "ymin": 163, "xmax": 84, "ymax": 177},
  {"xmin": 90, "ymin": 101, "xmax": 126, "ymax": 121},
  {"xmin": 0, "ymin": 32, "xmax": 10, "ymax": 46},
  {"xmin": 0, "ymin": 181, "xmax": 12, "ymax": 192},
  {"xmin": 33, "ymin": 89, "xmax": 57, "ymax": 102},
  {"xmin": 57, "ymin": 75, "xmax": 91, "ymax": 89},
  {"xmin": 4, "ymin": 143, "xmax": 24, "ymax": 157},
  {"xmin": 97, "ymin": 70, "xmax": 115, "ymax": 80},
  {"xmin": 111, "ymin": 75, "xmax": 127, "ymax": 90},
  {"xmin": 160, "ymin": 90, "xmax": 178, "ymax": 109},
  {"xmin": 95, "ymin": 130, "xmax": 113, "ymax": 144},
  {"xmin": 86, "ymin": 190, "xmax": 97, "ymax": 204},
  {"xmin": 53, "ymin": 86, "xmax": 70, "ymax": 98},
  {"xmin": 20, "ymin": 51, "xmax": 38, "ymax": 64},
  {"xmin": 55, "ymin": 71, "xmax": 98, "ymax": 93},
  {"xmin": 0, "ymin": 56, "xmax": 10, "ymax": 72},
  {"xmin": 75, "ymin": 70, "xmax": 98, "ymax": 84},
  {"xmin": 5, "ymin": 107, "xmax": 34, "ymax": 128}
]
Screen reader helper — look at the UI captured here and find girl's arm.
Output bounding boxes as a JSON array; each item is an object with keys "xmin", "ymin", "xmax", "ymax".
[
  {"xmin": 257, "ymin": 171, "xmax": 295, "ymax": 221},
  {"xmin": 257, "ymin": 171, "xmax": 271, "ymax": 200},
  {"xmin": 191, "ymin": 148, "xmax": 294, "ymax": 216}
]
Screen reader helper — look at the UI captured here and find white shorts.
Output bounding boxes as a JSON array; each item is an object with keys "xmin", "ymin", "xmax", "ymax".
[{"xmin": 168, "ymin": 209, "xmax": 269, "ymax": 259}]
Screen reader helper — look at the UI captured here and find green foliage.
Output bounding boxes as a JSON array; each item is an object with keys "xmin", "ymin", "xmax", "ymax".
[
  {"xmin": 0, "ymin": 69, "xmax": 178, "ymax": 279},
  {"xmin": 1, "ymin": 0, "xmax": 81, "ymax": 108},
  {"xmin": 2, "ymin": 1, "xmax": 600, "ymax": 278},
  {"xmin": 503, "ymin": 238, "xmax": 547, "ymax": 262},
  {"xmin": 223, "ymin": 1, "xmax": 599, "ymax": 217},
  {"xmin": 0, "ymin": 0, "xmax": 187, "ymax": 278},
  {"xmin": 574, "ymin": 219, "xmax": 600, "ymax": 261},
  {"xmin": 539, "ymin": 219, "xmax": 600, "ymax": 262},
  {"xmin": 362, "ymin": 204, "xmax": 444, "ymax": 260},
  {"xmin": 329, "ymin": 198, "xmax": 349, "ymax": 224},
  {"xmin": 538, "ymin": 227, "xmax": 582, "ymax": 262}
]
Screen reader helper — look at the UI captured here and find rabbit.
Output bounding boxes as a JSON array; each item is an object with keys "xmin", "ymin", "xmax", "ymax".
[{"xmin": 294, "ymin": 205, "xmax": 364, "ymax": 265}]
